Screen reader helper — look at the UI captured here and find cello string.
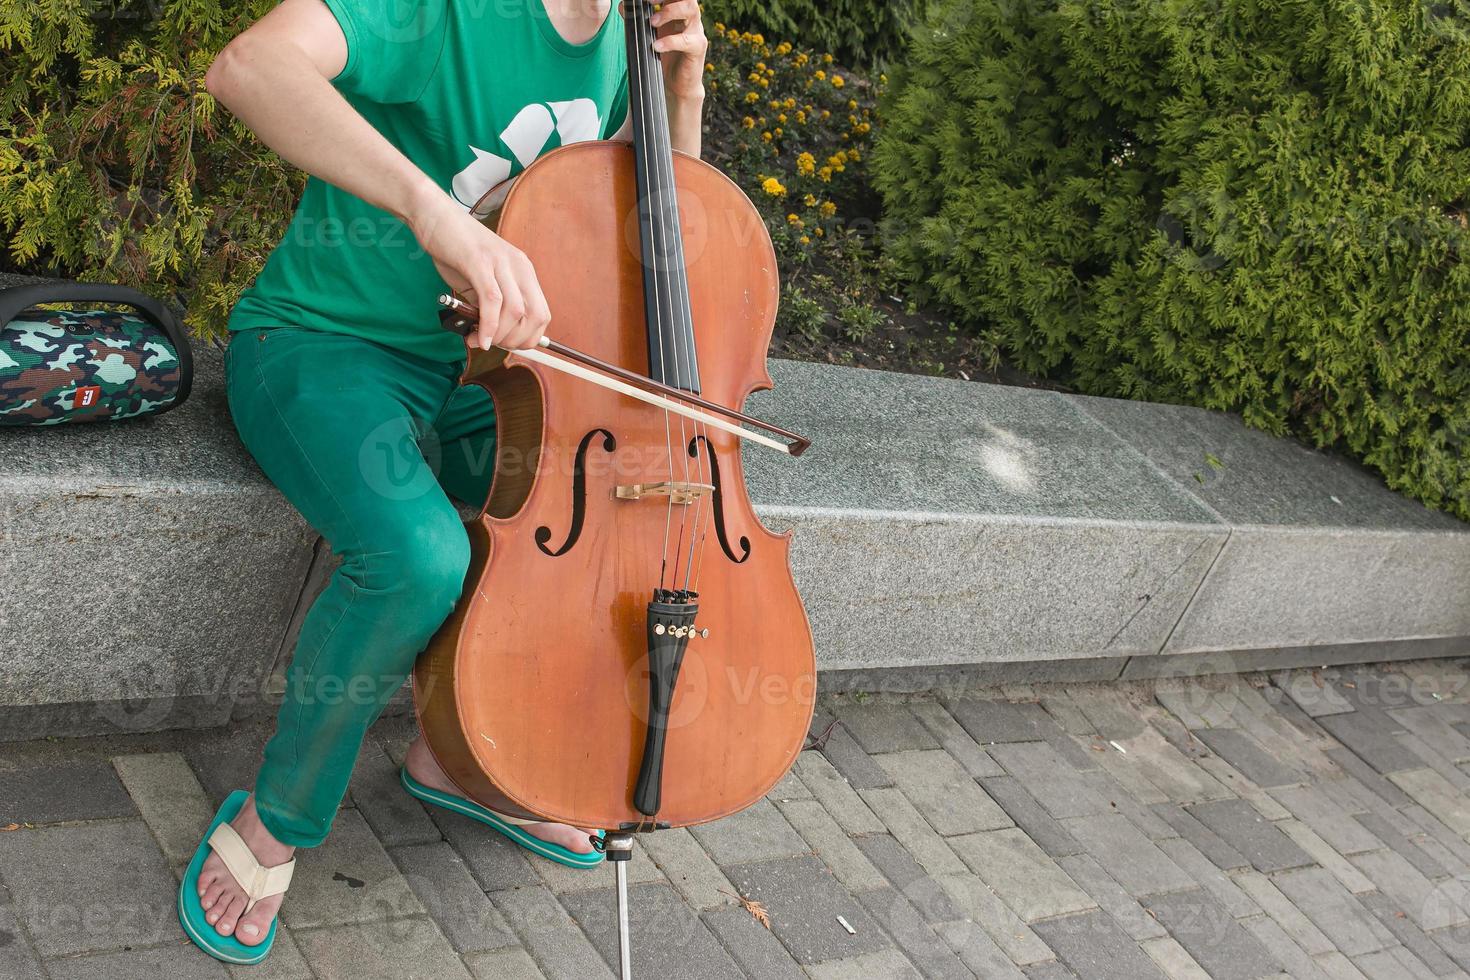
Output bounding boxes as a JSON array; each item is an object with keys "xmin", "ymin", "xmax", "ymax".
[
  {"xmin": 629, "ymin": 0, "xmax": 679, "ymax": 591},
  {"xmin": 644, "ymin": 0, "xmax": 709, "ymax": 594},
  {"xmin": 641, "ymin": 0, "xmax": 696, "ymax": 594}
]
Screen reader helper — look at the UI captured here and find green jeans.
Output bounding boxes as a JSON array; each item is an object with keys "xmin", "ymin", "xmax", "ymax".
[{"xmin": 226, "ymin": 326, "xmax": 493, "ymax": 847}]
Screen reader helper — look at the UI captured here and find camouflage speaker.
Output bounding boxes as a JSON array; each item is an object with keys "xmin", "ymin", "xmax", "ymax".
[{"xmin": 0, "ymin": 277, "xmax": 193, "ymax": 425}]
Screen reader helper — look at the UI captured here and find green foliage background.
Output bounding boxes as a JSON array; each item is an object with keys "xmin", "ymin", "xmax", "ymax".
[
  {"xmin": 874, "ymin": 0, "xmax": 1470, "ymax": 520},
  {"xmin": 701, "ymin": 0, "xmax": 923, "ymax": 66}
]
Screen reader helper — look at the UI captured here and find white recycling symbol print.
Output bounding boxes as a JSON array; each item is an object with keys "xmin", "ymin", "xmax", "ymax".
[{"xmin": 451, "ymin": 99, "xmax": 604, "ymax": 211}]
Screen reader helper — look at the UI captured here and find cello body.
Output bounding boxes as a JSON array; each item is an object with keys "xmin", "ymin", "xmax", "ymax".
[{"xmin": 412, "ymin": 139, "xmax": 817, "ymax": 830}]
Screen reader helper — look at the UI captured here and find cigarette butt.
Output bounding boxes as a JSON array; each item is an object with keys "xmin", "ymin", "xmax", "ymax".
[
  {"xmin": 1109, "ymin": 740, "xmax": 1127, "ymax": 754},
  {"xmin": 837, "ymin": 915, "xmax": 856, "ymax": 935}
]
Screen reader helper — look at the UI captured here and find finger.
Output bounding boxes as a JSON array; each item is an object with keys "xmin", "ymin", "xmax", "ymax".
[
  {"xmin": 653, "ymin": 31, "xmax": 705, "ymax": 53},
  {"xmin": 473, "ymin": 278, "xmax": 502, "ymax": 350},
  {"xmin": 651, "ymin": 0, "xmax": 699, "ymax": 27},
  {"xmin": 495, "ymin": 274, "xmax": 528, "ymax": 349}
]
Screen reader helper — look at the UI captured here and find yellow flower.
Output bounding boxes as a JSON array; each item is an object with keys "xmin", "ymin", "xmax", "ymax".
[
  {"xmin": 714, "ymin": 21, "xmax": 725, "ymax": 32},
  {"xmin": 745, "ymin": 91, "xmax": 759, "ymax": 104},
  {"xmin": 799, "ymin": 235, "xmax": 811, "ymax": 245},
  {"xmin": 818, "ymin": 167, "xmax": 832, "ymax": 182},
  {"xmin": 820, "ymin": 201, "xmax": 837, "ymax": 217},
  {"xmin": 769, "ymin": 100, "xmax": 782, "ymax": 109},
  {"xmin": 831, "ymin": 75, "xmax": 845, "ymax": 88},
  {"xmin": 748, "ymin": 72, "xmax": 761, "ymax": 83},
  {"xmin": 829, "ymin": 153, "xmax": 846, "ymax": 167},
  {"xmin": 787, "ymin": 213, "xmax": 803, "ymax": 227},
  {"xmin": 774, "ymin": 127, "xmax": 783, "ymax": 137},
  {"xmin": 705, "ymin": 63, "xmax": 714, "ymax": 73},
  {"xmin": 741, "ymin": 116, "xmax": 755, "ymax": 129},
  {"xmin": 778, "ymin": 113, "xmax": 787, "ymax": 124},
  {"xmin": 848, "ymin": 148, "xmax": 862, "ymax": 162},
  {"xmin": 848, "ymin": 99, "xmax": 858, "ymax": 110},
  {"xmin": 795, "ymin": 52, "xmax": 809, "ymax": 66},
  {"xmin": 776, "ymin": 42, "xmax": 792, "ymax": 55},
  {"xmin": 758, "ymin": 77, "xmax": 769, "ymax": 88},
  {"xmin": 804, "ymin": 193, "xmax": 818, "ymax": 206},
  {"xmin": 727, "ymin": 28, "xmax": 740, "ymax": 41},
  {"xmin": 762, "ymin": 131, "xmax": 773, "ymax": 142},
  {"xmin": 880, "ymin": 73, "xmax": 888, "ymax": 84},
  {"xmin": 820, "ymin": 109, "xmax": 831, "ymax": 120},
  {"xmin": 855, "ymin": 122, "xmax": 871, "ymax": 135},
  {"xmin": 756, "ymin": 62, "xmax": 766, "ymax": 71},
  {"xmin": 762, "ymin": 177, "xmax": 786, "ymax": 197},
  {"xmin": 814, "ymin": 70, "xmax": 826, "ymax": 81},
  {"xmin": 814, "ymin": 226, "xmax": 824, "ymax": 237},
  {"xmin": 796, "ymin": 152, "xmax": 816, "ymax": 176},
  {"xmin": 752, "ymin": 33, "xmax": 765, "ymax": 45},
  {"xmin": 795, "ymin": 111, "xmax": 806, "ymax": 124},
  {"xmin": 783, "ymin": 97, "xmax": 797, "ymax": 109}
]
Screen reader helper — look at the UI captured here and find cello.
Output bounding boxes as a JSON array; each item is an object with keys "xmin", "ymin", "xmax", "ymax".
[{"xmin": 412, "ymin": 1, "xmax": 816, "ymax": 971}]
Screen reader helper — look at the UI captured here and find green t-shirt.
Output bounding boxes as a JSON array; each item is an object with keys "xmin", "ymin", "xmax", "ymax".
[{"xmin": 229, "ymin": 0, "xmax": 629, "ymax": 362}]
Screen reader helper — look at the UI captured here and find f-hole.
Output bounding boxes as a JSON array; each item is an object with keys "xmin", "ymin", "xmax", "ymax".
[
  {"xmin": 690, "ymin": 435, "xmax": 750, "ymax": 564},
  {"xmin": 537, "ymin": 427, "xmax": 616, "ymax": 557}
]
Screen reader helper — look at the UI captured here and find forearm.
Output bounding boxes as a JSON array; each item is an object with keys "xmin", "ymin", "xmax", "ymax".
[
  {"xmin": 667, "ymin": 92, "xmax": 705, "ymax": 158},
  {"xmin": 206, "ymin": 35, "xmax": 443, "ymax": 227}
]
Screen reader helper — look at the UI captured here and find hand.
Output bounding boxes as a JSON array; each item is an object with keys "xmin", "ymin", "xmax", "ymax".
[
  {"xmin": 408, "ymin": 193, "xmax": 550, "ymax": 351},
  {"xmin": 649, "ymin": 1, "xmax": 707, "ymax": 101}
]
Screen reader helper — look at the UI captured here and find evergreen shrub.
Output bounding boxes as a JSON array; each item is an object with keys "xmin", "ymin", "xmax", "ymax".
[
  {"xmin": 873, "ymin": 0, "xmax": 1470, "ymax": 519},
  {"xmin": 701, "ymin": 0, "xmax": 923, "ymax": 66}
]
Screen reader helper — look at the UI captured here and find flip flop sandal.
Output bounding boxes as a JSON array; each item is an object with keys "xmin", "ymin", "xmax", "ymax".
[
  {"xmin": 178, "ymin": 789, "xmax": 295, "ymax": 965},
  {"xmin": 400, "ymin": 768, "xmax": 605, "ymax": 869}
]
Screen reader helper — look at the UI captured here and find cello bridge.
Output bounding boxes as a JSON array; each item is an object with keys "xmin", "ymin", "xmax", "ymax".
[{"xmin": 615, "ymin": 481, "xmax": 714, "ymax": 505}]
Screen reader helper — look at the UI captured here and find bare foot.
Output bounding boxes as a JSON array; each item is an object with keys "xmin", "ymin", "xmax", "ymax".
[
  {"xmin": 404, "ymin": 736, "xmax": 599, "ymax": 855},
  {"xmin": 197, "ymin": 793, "xmax": 295, "ymax": 945}
]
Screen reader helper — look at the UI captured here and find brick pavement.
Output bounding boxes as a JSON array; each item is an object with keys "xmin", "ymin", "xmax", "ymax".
[{"xmin": 5, "ymin": 660, "xmax": 1470, "ymax": 978}]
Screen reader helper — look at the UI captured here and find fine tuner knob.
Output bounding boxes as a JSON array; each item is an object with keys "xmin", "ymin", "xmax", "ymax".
[{"xmin": 652, "ymin": 624, "xmax": 711, "ymax": 638}]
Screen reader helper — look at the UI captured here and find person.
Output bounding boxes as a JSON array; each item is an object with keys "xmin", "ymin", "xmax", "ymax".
[{"xmin": 180, "ymin": 0, "xmax": 708, "ymax": 964}]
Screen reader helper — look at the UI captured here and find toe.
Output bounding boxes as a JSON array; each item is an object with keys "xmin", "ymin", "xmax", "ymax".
[
  {"xmin": 201, "ymin": 878, "xmax": 227, "ymax": 913},
  {"xmin": 236, "ymin": 902, "xmax": 275, "ymax": 946},
  {"xmin": 213, "ymin": 893, "xmax": 245, "ymax": 936}
]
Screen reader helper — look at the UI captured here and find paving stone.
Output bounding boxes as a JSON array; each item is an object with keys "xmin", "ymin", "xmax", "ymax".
[
  {"xmin": 0, "ymin": 820, "xmax": 178, "ymax": 957},
  {"xmin": 1273, "ymin": 671, "xmax": 1357, "ymax": 718},
  {"xmin": 635, "ymin": 826, "xmax": 735, "ymax": 911},
  {"xmin": 874, "ymin": 749, "xmax": 1012, "ymax": 835},
  {"xmin": 1195, "ymin": 728, "xmax": 1304, "ymax": 789},
  {"xmin": 389, "ymin": 841, "xmax": 517, "ymax": 953},
  {"xmin": 851, "ymin": 833, "xmax": 962, "ymax": 924},
  {"xmin": 934, "ymin": 918, "xmax": 1029, "ymax": 979},
  {"xmin": 1194, "ymin": 755, "xmax": 1293, "ymax": 820},
  {"xmin": 428, "ymin": 805, "xmax": 542, "ymax": 891},
  {"xmin": 1431, "ymin": 923, "xmax": 1470, "ymax": 974},
  {"xmin": 687, "ymin": 797, "xmax": 807, "ymax": 867},
  {"xmin": 767, "ymin": 767, "xmax": 813, "ymax": 802},
  {"xmin": 803, "ymin": 948, "xmax": 922, "ymax": 979},
  {"xmin": 949, "ymin": 828, "xmax": 1095, "ymax": 922},
  {"xmin": 1391, "ymin": 707, "xmax": 1470, "ymax": 765},
  {"xmin": 1152, "ymin": 803, "xmax": 1250, "ymax": 870},
  {"xmin": 793, "ymin": 751, "xmax": 886, "ymax": 836},
  {"xmin": 1276, "ymin": 819, "xmax": 1377, "ymax": 894},
  {"xmin": 294, "ymin": 916, "xmax": 473, "ymax": 979},
  {"xmin": 1239, "ymin": 914, "xmax": 1333, "ymax": 980},
  {"xmin": 1060, "ymin": 812, "xmax": 1195, "ymax": 896},
  {"xmin": 1233, "ymin": 870, "xmax": 1338, "ymax": 956},
  {"xmin": 723, "ymin": 855, "xmax": 889, "ymax": 965},
  {"xmin": 1403, "ymin": 803, "xmax": 1470, "ymax": 870},
  {"xmin": 936, "ymin": 873, "xmax": 1059, "ymax": 967},
  {"xmin": 987, "ymin": 741, "xmax": 1111, "ymax": 818},
  {"xmin": 463, "ymin": 947, "xmax": 547, "ymax": 980},
  {"xmin": 111, "ymin": 751, "xmax": 215, "ymax": 866},
  {"xmin": 562, "ymin": 882, "xmax": 743, "ymax": 980},
  {"xmin": 348, "ymin": 740, "xmax": 442, "ymax": 847},
  {"xmin": 1156, "ymin": 836, "xmax": 1259, "ymax": 918},
  {"xmin": 1389, "ymin": 769, "xmax": 1470, "ymax": 836},
  {"xmin": 943, "ymin": 697, "xmax": 1056, "ymax": 744},
  {"xmin": 1141, "ymin": 935, "xmax": 1212, "ymax": 980},
  {"xmin": 701, "ymin": 904, "xmax": 806, "ymax": 979},
  {"xmin": 1271, "ymin": 866, "xmax": 1396, "ymax": 957},
  {"xmin": 532, "ymin": 836, "xmax": 661, "ymax": 894},
  {"xmin": 776, "ymin": 799, "xmax": 886, "ymax": 894},
  {"xmin": 1083, "ymin": 770, "xmax": 1181, "ymax": 839},
  {"xmin": 1358, "ymin": 888, "xmax": 1463, "ymax": 977},
  {"xmin": 856, "ymin": 786, "xmax": 967, "ymax": 876},
  {"xmin": 909, "ymin": 701, "xmax": 1007, "ymax": 778},
  {"xmin": 1349, "ymin": 848, "xmax": 1470, "ymax": 931},
  {"xmin": 1353, "ymin": 810, "xmax": 1450, "ymax": 879},
  {"xmin": 1326, "ymin": 748, "xmax": 1413, "ymax": 807},
  {"xmin": 224, "ymin": 922, "xmax": 314, "ymax": 980},
  {"xmin": 1187, "ymin": 798, "xmax": 1313, "ymax": 873},
  {"xmin": 280, "ymin": 807, "xmax": 424, "ymax": 930},
  {"xmin": 1401, "ymin": 733, "xmax": 1470, "ymax": 791},
  {"xmin": 980, "ymin": 775, "xmax": 1085, "ymax": 858},
  {"xmin": 1067, "ymin": 688, "xmax": 1157, "ymax": 740},
  {"xmin": 42, "ymin": 940, "xmax": 231, "ymax": 979},
  {"xmin": 1021, "ymin": 962, "xmax": 1079, "ymax": 980},
  {"xmin": 1142, "ymin": 888, "xmax": 1282, "ymax": 980},
  {"xmin": 1353, "ymin": 945, "xmax": 1437, "ymax": 980},
  {"xmin": 1051, "ymin": 732, "xmax": 1108, "ymax": 772},
  {"xmin": 1318, "ymin": 710, "xmax": 1423, "ymax": 774},
  {"xmin": 1030, "ymin": 909, "xmax": 1168, "ymax": 980},
  {"xmin": 1268, "ymin": 784, "xmax": 1383, "ymax": 855},
  {"xmin": 855, "ymin": 886, "xmax": 974, "ymax": 980},
  {"xmin": 834, "ymin": 701, "xmax": 940, "ymax": 754},
  {"xmin": 182, "ymin": 726, "xmax": 272, "ymax": 808},
  {"xmin": 1315, "ymin": 949, "xmax": 1372, "ymax": 980},
  {"xmin": 1057, "ymin": 852, "xmax": 1167, "ymax": 941},
  {"xmin": 0, "ymin": 902, "xmax": 43, "ymax": 980},
  {"xmin": 0, "ymin": 758, "xmax": 136, "ymax": 824},
  {"xmin": 818, "ymin": 724, "xmax": 893, "ymax": 791},
  {"xmin": 492, "ymin": 884, "xmax": 616, "ymax": 980}
]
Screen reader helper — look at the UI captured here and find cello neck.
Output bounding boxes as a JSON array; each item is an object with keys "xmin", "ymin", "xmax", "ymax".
[{"xmin": 623, "ymin": 0, "xmax": 701, "ymax": 394}]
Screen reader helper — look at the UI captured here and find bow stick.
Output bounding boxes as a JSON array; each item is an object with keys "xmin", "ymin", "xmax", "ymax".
[{"xmin": 438, "ymin": 293, "xmax": 811, "ymax": 456}]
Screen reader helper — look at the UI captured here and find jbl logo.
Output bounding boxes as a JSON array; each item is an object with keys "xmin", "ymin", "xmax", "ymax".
[{"xmin": 75, "ymin": 385, "xmax": 102, "ymax": 409}]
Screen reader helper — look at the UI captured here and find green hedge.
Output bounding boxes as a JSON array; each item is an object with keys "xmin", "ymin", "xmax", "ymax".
[
  {"xmin": 874, "ymin": 0, "xmax": 1470, "ymax": 520},
  {"xmin": 702, "ymin": 0, "xmax": 923, "ymax": 66}
]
